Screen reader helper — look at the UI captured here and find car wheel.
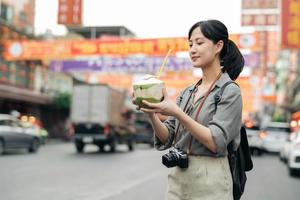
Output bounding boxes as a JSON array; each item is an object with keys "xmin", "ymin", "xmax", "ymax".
[
  {"xmin": 0, "ymin": 140, "xmax": 4, "ymax": 155},
  {"xmin": 110, "ymin": 140, "xmax": 116, "ymax": 152},
  {"xmin": 98, "ymin": 145, "xmax": 105, "ymax": 152},
  {"xmin": 289, "ymin": 167, "xmax": 296, "ymax": 176},
  {"xmin": 75, "ymin": 142, "xmax": 84, "ymax": 153},
  {"xmin": 29, "ymin": 138, "xmax": 40, "ymax": 153},
  {"xmin": 256, "ymin": 149, "xmax": 263, "ymax": 156},
  {"xmin": 128, "ymin": 141, "xmax": 134, "ymax": 151}
]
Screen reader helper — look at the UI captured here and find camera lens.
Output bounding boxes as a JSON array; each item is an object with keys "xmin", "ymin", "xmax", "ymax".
[{"xmin": 162, "ymin": 152, "xmax": 179, "ymax": 168}]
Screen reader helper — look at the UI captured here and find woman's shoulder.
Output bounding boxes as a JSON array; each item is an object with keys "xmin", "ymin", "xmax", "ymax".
[{"xmin": 219, "ymin": 73, "xmax": 241, "ymax": 94}]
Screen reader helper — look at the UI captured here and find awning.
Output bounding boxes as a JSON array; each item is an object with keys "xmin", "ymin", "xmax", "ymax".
[{"xmin": 0, "ymin": 84, "xmax": 53, "ymax": 105}]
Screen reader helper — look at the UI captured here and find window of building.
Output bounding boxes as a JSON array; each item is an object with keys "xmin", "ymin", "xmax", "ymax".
[
  {"xmin": 19, "ymin": 11, "xmax": 27, "ymax": 22},
  {"xmin": 0, "ymin": 3, "xmax": 14, "ymax": 23}
]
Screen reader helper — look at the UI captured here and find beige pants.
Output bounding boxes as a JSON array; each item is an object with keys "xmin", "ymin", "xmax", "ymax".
[{"xmin": 165, "ymin": 155, "xmax": 233, "ymax": 200}]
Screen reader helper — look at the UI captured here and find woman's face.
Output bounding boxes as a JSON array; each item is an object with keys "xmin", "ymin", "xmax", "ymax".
[{"xmin": 188, "ymin": 27, "xmax": 221, "ymax": 69}]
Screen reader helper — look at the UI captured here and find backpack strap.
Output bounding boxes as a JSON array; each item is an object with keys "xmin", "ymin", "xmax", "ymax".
[
  {"xmin": 214, "ymin": 81, "xmax": 239, "ymax": 113},
  {"xmin": 213, "ymin": 81, "xmax": 240, "ymax": 153}
]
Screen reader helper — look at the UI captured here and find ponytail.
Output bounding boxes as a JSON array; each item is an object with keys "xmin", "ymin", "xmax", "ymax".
[{"xmin": 221, "ymin": 39, "xmax": 244, "ymax": 80}]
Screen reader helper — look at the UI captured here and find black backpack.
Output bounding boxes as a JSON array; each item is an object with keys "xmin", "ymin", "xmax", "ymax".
[{"xmin": 214, "ymin": 81, "xmax": 253, "ymax": 200}]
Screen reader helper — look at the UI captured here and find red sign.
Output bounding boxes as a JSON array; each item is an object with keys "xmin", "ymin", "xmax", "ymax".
[
  {"xmin": 2, "ymin": 33, "xmax": 263, "ymax": 61},
  {"xmin": 3, "ymin": 37, "xmax": 189, "ymax": 60},
  {"xmin": 241, "ymin": 14, "xmax": 278, "ymax": 26},
  {"xmin": 242, "ymin": 0, "xmax": 278, "ymax": 9},
  {"xmin": 57, "ymin": 0, "xmax": 82, "ymax": 25},
  {"xmin": 281, "ymin": 0, "xmax": 300, "ymax": 49}
]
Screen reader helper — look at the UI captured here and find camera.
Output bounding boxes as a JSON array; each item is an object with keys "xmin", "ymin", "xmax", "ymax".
[{"xmin": 162, "ymin": 148, "xmax": 188, "ymax": 168}]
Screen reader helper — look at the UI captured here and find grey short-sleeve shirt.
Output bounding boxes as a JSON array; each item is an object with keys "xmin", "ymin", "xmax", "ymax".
[{"xmin": 155, "ymin": 72, "xmax": 242, "ymax": 157}]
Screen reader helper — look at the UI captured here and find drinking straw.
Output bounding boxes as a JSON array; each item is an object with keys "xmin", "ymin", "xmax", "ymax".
[{"xmin": 156, "ymin": 49, "xmax": 172, "ymax": 78}]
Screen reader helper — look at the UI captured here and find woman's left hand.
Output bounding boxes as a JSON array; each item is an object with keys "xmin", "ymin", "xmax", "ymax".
[{"xmin": 140, "ymin": 88, "xmax": 181, "ymax": 117}]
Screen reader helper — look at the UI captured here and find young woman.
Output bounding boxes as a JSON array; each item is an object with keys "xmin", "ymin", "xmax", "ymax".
[{"xmin": 135, "ymin": 19, "xmax": 244, "ymax": 200}]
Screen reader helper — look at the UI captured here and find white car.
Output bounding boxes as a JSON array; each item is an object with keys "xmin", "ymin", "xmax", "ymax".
[
  {"xmin": 279, "ymin": 132, "xmax": 297, "ymax": 162},
  {"xmin": 246, "ymin": 125, "xmax": 263, "ymax": 155},
  {"xmin": 287, "ymin": 131, "xmax": 300, "ymax": 176},
  {"xmin": 261, "ymin": 122, "xmax": 291, "ymax": 153}
]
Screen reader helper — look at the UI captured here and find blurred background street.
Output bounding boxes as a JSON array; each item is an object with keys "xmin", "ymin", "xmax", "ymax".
[
  {"xmin": 1, "ymin": 0, "xmax": 300, "ymax": 199},
  {"xmin": 0, "ymin": 143, "xmax": 300, "ymax": 200}
]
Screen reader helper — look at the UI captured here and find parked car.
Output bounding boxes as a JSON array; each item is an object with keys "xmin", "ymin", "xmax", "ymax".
[
  {"xmin": 287, "ymin": 133, "xmax": 300, "ymax": 175},
  {"xmin": 284, "ymin": 130, "xmax": 300, "ymax": 176},
  {"xmin": 261, "ymin": 122, "xmax": 291, "ymax": 153},
  {"xmin": 21, "ymin": 120, "xmax": 48, "ymax": 145},
  {"xmin": 245, "ymin": 125, "xmax": 263, "ymax": 155},
  {"xmin": 133, "ymin": 112, "xmax": 154, "ymax": 147},
  {"xmin": 0, "ymin": 114, "xmax": 40, "ymax": 154},
  {"xmin": 279, "ymin": 132, "xmax": 296, "ymax": 162}
]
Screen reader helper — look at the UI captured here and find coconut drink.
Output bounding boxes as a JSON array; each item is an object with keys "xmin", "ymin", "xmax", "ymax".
[
  {"xmin": 133, "ymin": 75, "xmax": 164, "ymax": 108},
  {"xmin": 133, "ymin": 49, "xmax": 171, "ymax": 108}
]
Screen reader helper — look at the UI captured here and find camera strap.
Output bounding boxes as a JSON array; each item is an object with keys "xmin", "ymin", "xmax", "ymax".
[{"xmin": 173, "ymin": 72, "xmax": 222, "ymax": 155}]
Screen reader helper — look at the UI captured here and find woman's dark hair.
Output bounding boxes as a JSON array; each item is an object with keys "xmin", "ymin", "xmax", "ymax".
[{"xmin": 188, "ymin": 19, "xmax": 244, "ymax": 80}]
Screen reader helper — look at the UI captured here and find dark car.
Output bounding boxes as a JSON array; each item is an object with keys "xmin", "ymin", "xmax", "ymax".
[
  {"xmin": 0, "ymin": 114, "xmax": 40, "ymax": 154},
  {"xmin": 133, "ymin": 112, "xmax": 154, "ymax": 147}
]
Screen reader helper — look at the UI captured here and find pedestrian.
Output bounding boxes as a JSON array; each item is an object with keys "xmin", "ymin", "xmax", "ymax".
[{"xmin": 133, "ymin": 19, "xmax": 244, "ymax": 200}]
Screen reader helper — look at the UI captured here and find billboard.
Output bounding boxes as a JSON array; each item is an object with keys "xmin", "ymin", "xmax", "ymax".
[
  {"xmin": 281, "ymin": 0, "xmax": 300, "ymax": 49},
  {"xmin": 241, "ymin": 14, "xmax": 278, "ymax": 26},
  {"xmin": 3, "ymin": 33, "xmax": 263, "ymax": 61},
  {"xmin": 49, "ymin": 57, "xmax": 193, "ymax": 73},
  {"xmin": 57, "ymin": 0, "xmax": 82, "ymax": 25},
  {"xmin": 241, "ymin": 0, "xmax": 279, "ymax": 27},
  {"xmin": 242, "ymin": 0, "xmax": 278, "ymax": 9}
]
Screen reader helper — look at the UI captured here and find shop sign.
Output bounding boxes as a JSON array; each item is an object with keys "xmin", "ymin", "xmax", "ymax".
[
  {"xmin": 3, "ymin": 33, "xmax": 262, "ymax": 61},
  {"xmin": 57, "ymin": 0, "xmax": 82, "ymax": 25},
  {"xmin": 241, "ymin": 14, "xmax": 278, "ymax": 26},
  {"xmin": 281, "ymin": 0, "xmax": 300, "ymax": 49},
  {"xmin": 242, "ymin": 0, "xmax": 278, "ymax": 9},
  {"xmin": 49, "ymin": 56, "xmax": 193, "ymax": 73}
]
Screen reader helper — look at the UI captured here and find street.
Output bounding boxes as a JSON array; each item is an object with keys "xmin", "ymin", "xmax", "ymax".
[{"xmin": 0, "ymin": 142, "xmax": 300, "ymax": 200}]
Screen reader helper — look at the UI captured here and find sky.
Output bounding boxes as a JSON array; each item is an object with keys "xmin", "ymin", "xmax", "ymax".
[{"xmin": 35, "ymin": 0, "xmax": 252, "ymax": 38}]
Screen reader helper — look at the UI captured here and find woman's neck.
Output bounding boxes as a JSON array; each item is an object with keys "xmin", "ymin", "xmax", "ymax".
[{"xmin": 201, "ymin": 64, "xmax": 222, "ymax": 85}]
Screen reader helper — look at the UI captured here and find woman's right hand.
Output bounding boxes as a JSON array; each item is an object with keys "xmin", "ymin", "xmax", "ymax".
[{"xmin": 140, "ymin": 88, "xmax": 181, "ymax": 117}]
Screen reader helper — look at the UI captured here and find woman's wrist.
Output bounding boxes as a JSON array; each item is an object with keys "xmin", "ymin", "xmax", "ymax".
[
  {"xmin": 174, "ymin": 107, "xmax": 185, "ymax": 119},
  {"xmin": 148, "ymin": 112, "xmax": 157, "ymax": 120}
]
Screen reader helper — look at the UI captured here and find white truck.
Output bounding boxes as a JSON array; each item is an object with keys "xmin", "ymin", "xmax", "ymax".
[{"xmin": 71, "ymin": 83, "xmax": 134, "ymax": 153}]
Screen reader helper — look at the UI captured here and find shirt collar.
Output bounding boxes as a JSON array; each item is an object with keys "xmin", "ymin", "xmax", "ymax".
[
  {"xmin": 215, "ymin": 72, "xmax": 232, "ymax": 88},
  {"xmin": 188, "ymin": 72, "xmax": 232, "ymax": 92}
]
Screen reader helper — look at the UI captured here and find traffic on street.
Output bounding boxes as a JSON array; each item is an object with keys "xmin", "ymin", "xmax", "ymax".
[
  {"xmin": 1, "ymin": 0, "xmax": 300, "ymax": 199},
  {"xmin": 0, "ymin": 142, "xmax": 300, "ymax": 200}
]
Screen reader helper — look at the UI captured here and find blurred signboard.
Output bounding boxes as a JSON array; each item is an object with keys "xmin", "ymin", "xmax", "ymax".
[
  {"xmin": 49, "ymin": 57, "xmax": 192, "ymax": 73},
  {"xmin": 241, "ymin": 14, "xmax": 278, "ymax": 26},
  {"xmin": 242, "ymin": 0, "xmax": 278, "ymax": 9},
  {"xmin": 243, "ymin": 52, "xmax": 261, "ymax": 67},
  {"xmin": 281, "ymin": 0, "xmax": 300, "ymax": 49},
  {"xmin": 79, "ymin": 72, "xmax": 197, "ymax": 101},
  {"xmin": 241, "ymin": 0, "xmax": 279, "ymax": 26},
  {"xmin": 3, "ymin": 33, "xmax": 263, "ymax": 61},
  {"xmin": 3, "ymin": 37, "xmax": 188, "ymax": 60},
  {"xmin": 57, "ymin": 0, "xmax": 82, "ymax": 25}
]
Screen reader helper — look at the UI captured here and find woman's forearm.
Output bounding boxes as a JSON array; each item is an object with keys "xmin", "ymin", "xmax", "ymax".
[
  {"xmin": 148, "ymin": 113, "xmax": 169, "ymax": 144},
  {"xmin": 175, "ymin": 110, "xmax": 217, "ymax": 153}
]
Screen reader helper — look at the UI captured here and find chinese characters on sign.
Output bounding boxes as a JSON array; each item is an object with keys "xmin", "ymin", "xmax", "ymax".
[
  {"xmin": 242, "ymin": 0, "xmax": 278, "ymax": 9},
  {"xmin": 281, "ymin": 0, "xmax": 300, "ymax": 48},
  {"xmin": 241, "ymin": 14, "xmax": 278, "ymax": 26},
  {"xmin": 57, "ymin": 0, "xmax": 82, "ymax": 25},
  {"xmin": 3, "ymin": 34, "xmax": 262, "ymax": 61},
  {"xmin": 241, "ymin": 0, "xmax": 279, "ymax": 26}
]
